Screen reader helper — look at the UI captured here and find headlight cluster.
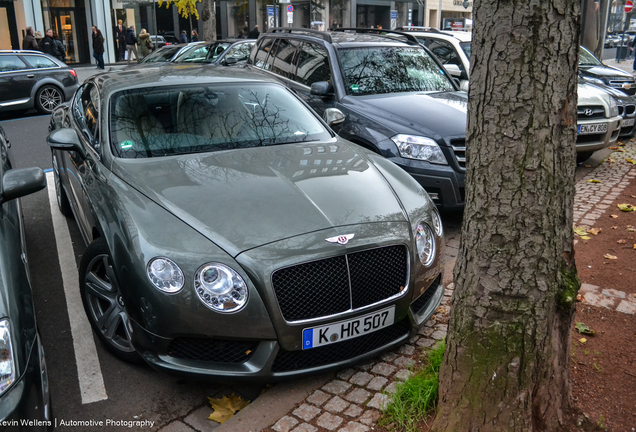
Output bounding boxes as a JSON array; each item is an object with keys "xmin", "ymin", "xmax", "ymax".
[
  {"xmin": 0, "ymin": 320, "xmax": 15, "ymax": 396},
  {"xmin": 609, "ymin": 97, "xmax": 619, "ymax": 118},
  {"xmin": 145, "ymin": 258, "xmax": 249, "ymax": 313},
  {"xmin": 391, "ymin": 134, "xmax": 448, "ymax": 165},
  {"xmin": 415, "ymin": 223, "xmax": 436, "ymax": 267}
]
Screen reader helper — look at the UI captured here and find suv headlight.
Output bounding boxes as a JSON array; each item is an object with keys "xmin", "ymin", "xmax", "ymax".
[
  {"xmin": 147, "ymin": 257, "xmax": 185, "ymax": 293},
  {"xmin": 391, "ymin": 135, "xmax": 448, "ymax": 165},
  {"xmin": 583, "ymin": 76, "xmax": 605, "ymax": 86},
  {"xmin": 0, "ymin": 320, "xmax": 16, "ymax": 395},
  {"xmin": 415, "ymin": 223, "xmax": 436, "ymax": 267},
  {"xmin": 609, "ymin": 97, "xmax": 619, "ymax": 118},
  {"xmin": 195, "ymin": 263, "xmax": 249, "ymax": 312}
]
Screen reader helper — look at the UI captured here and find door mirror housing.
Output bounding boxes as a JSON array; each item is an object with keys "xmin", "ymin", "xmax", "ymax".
[
  {"xmin": 224, "ymin": 57, "xmax": 238, "ymax": 65},
  {"xmin": 1, "ymin": 167, "xmax": 46, "ymax": 204},
  {"xmin": 47, "ymin": 128, "xmax": 86, "ymax": 159},
  {"xmin": 310, "ymin": 81, "xmax": 334, "ymax": 97},
  {"xmin": 444, "ymin": 64, "xmax": 462, "ymax": 78},
  {"xmin": 323, "ymin": 108, "xmax": 345, "ymax": 127}
]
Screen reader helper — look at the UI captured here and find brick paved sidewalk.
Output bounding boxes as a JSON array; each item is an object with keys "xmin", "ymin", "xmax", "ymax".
[{"xmin": 261, "ymin": 141, "xmax": 636, "ymax": 432}]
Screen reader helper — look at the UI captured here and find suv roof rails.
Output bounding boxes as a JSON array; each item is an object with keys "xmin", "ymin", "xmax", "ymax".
[
  {"xmin": 399, "ymin": 26, "xmax": 441, "ymax": 33},
  {"xmin": 330, "ymin": 28, "xmax": 420, "ymax": 45},
  {"xmin": 267, "ymin": 27, "xmax": 332, "ymax": 43}
]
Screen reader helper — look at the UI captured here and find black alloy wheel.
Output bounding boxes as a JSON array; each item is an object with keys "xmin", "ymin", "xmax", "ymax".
[
  {"xmin": 79, "ymin": 238, "xmax": 143, "ymax": 364},
  {"xmin": 51, "ymin": 153, "xmax": 73, "ymax": 217},
  {"xmin": 35, "ymin": 85, "xmax": 63, "ymax": 114}
]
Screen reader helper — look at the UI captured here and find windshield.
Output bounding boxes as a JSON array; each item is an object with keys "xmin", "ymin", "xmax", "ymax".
[
  {"xmin": 579, "ymin": 46, "xmax": 602, "ymax": 66},
  {"xmin": 110, "ymin": 83, "xmax": 332, "ymax": 158},
  {"xmin": 459, "ymin": 41, "xmax": 471, "ymax": 59},
  {"xmin": 338, "ymin": 46, "xmax": 455, "ymax": 95},
  {"xmin": 174, "ymin": 42, "xmax": 231, "ymax": 63},
  {"xmin": 140, "ymin": 46, "xmax": 181, "ymax": 63}
]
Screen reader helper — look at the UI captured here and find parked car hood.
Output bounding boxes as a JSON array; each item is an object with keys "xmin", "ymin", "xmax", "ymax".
[
  {"xmin": 345, "ymin": 91, "xmax": 468, "ymax": 143},
  {"xmin": 580, "ymin": 64, "xmax": 634, "ymax": 79},
  {"xmin": 110, "ymin": 140, "xmax": 407, "ymax": 256}
]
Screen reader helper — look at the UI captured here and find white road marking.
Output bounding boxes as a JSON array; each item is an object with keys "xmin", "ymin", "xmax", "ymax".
[{"xmin": 46, "ymin": 171, "xmax": 108, "ymax": 404}]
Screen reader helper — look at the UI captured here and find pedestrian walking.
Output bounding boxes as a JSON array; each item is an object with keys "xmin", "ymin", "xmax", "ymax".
[
  {"xmin": 125, "ymin": 25, "xmax": 139, "ymax": 65},
  {"xmin": 92, "ymin": 26, "xmax": 105, "ymax": 69},
  {"xmin": 39, "ymin": 29, "xmax": 55, "ymax": 55},
  {"xmin": 179, "ymin": 30, "xmax": 188, "ymax": 43},
  {"xmin": 115, "ymin": 20, "xmax": 127, "ymax": 61},
  {"xmin": 22, "ymin": 27, "xmax": 39, "ymax": 50},
  {"xmin": 52, "ymin": 31, "xmax": 66, "ymax": 62},
  {"xmin": 191, "ymin": 30, "xmax": 199, "ymax": 42},
  {"xmin": 138, "ymin": 29, "xmax": 153, "ymax": 60},
  {"xmin": 247, "ymin": 25, "xmax": 259, "ymax": 39}
]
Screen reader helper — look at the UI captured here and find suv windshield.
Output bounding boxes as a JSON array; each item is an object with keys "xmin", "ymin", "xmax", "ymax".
[
  {"xmin": 579, "ymin": 47, "xmax": 602, "ymax": 66},
  {"xmin": 110, "ymin": 83, "xmax": 331, "ymax": 158},
  {"xmin": 338, "ymin": 46, "xmax": 455, "ymax": 95}
]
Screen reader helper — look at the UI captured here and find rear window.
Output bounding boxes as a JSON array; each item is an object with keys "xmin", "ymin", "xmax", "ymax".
[
  {"xmin": 22, "ymin": 55, "xmax": 58, "ymax": 69},
  {"xmin": 338, "ymin": 46, "xmax": 455, "ymax": 95},
  {"xmin": 0, "ymin": 55, "xmax": 27, "ymax": 72},
  {"xmin": 110, "ymin": 83, "xmax": 331, "ymax": 158}
]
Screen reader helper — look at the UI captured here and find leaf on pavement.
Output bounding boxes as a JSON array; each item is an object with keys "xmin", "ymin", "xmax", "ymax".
[
  {"xmin": 581, "ymin": 236, "xmax": 591, "ymax": 240},
  {"xmin": 579, "ymin": 338, "xmax": 587, "ymax": 344},
  {"xmin": 618, "ymin": 239, "xmax": 627, "ymax": 244},
  {"xmin": 604, "ymin": 254, "xmax": 618, "ymax": 260},
  {"xmin": 612, "ymin": 226, "xmax": 618, "ymax": 229},
  {"xmin": 608, "ymin": 158, "xmax": 615, "ymax": 163},
  {"xmin": 588, "ymin": 228, "xmax": 602, "ymax": 235},
  {"xmin": 574, "ymin": 226, "xmax": 588, "ymax": 236},
  {"xmin": 617, "ymin": 203, "xmax": 635, "ymax": 212},
  {"xmin": 207, "ymin": 394, "xmax": 250, "ymax": 424},
  {"xmin": 575, "ymin": 322, "xmax": 596, "ymax": 336},
  {"xmin": 587, "ymin": 179, "xmax": 602, "ymax": 183},
  {"xmin": 611, "ymin": 215, "xmax": 619, "ymax": 218},
  {"xmin": 609, "ymin": 146, "xmax": 618, "ymax": 150},
  {"xmin": 626, "ymin": 158, "xmax": 636, "ymax": 164}
]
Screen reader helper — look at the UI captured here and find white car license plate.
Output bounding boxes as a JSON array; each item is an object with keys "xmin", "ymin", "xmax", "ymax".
[
  {"xmin": 623, "ymin": 118, "xmax": 635, "ymax": 127},
  {"xmin": 578, "ymin": 123, "xmax": 608, "ymax": 135},
  {"xmin": 302, "ymin": 306, "xmax": 395, "ymax": 350}
]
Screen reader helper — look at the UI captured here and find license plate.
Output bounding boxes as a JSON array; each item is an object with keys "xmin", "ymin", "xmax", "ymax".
[
  {"xmin": 578, "ymin": 123, "xmax": 608, "ymax": 135},
  {"xmin": 623, "ymin": 118, "xmax": 635, "ymax": 127},
  {"xmin": 302, "ymin": 306, "xmax": 395, "ymax": 350}
]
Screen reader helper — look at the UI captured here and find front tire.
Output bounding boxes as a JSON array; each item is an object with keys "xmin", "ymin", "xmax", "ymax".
[
  {"xmin": 79, "ymin": 238, "xmax": 143, "ymax": 364},
  {"xmin": 35, "ymin": 85, "xmax": 63, "ymax": 114},
  {"xmin": 51, "ymin": 153, "xmax": 73, "ymax": 217}
]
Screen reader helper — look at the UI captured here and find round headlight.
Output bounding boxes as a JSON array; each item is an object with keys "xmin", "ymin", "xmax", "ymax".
[
  {"xmin": 431, "ymin": 209, "xmax": 443, "ymax": 237},
  {"xmin": 146, "ymin": 257, "xmax": 185, "ymax": 293},
  {"xmin": 195, "ymin": 263, "xmax": 248, "ymax": 312},
  {"xmin": 415, "ymin": 223, "xmax": 436, "ymax": 267}
]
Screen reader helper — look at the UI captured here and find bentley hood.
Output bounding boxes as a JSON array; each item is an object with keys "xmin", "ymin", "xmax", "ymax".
[{"xmin": 111, "ymin": 139, "xmax": 407, "ymax": 256}]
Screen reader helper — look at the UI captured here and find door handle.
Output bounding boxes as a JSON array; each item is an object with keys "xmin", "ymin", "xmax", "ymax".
[{"xmin": 26, "ymin": 74, "xmax": 35, "ymax": 78}]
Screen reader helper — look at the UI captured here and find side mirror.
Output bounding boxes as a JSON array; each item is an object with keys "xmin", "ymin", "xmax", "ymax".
[
  {"xmin": 444, "ymin": 64, "xmax": 462, "ymax": 78},
  {"xmin": 323, "ymin": 108, "xmax": 345, "ymax": 127},
  {"xmin": 224, "ymin": 57, "xmax": 238, "ymax": 65},
  {"xmin": 311, "ymin": 81, "xmax": 334, "ymax": 97},
  {"xmin": 1, "ymin": 167, "xmax": 46, "ymax": 204},
  {"xmin": 47, "ymin": 128, "xmax": 86, "ymax": 159}
]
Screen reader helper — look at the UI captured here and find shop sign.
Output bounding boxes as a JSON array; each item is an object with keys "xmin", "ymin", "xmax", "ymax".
[{"xmin": 453, "ymin": 0, "xmax": 472, "ymax": 7}]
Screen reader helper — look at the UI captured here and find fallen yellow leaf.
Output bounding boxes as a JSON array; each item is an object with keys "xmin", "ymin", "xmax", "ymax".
[
  {"xmin": 617, "ymin": 148, "xmax": 626, "ymax": 152},
  {"xmin": 587, "ymin": 179, "xmax": 602, "ymax": 183},
  {"xmin": 609, "ymin": 146, "xmax": 618, "ymax": 150},
  {"xmin": 604, "ymin": 254, "xmax": 618, "ymax": 260},
  {"xmin": 584, "ymin": 165, "xmax": 592, "ymax": 168},
  {"xmin": 588, "ymin": 228, "xmax": 602, "ymax": 235},
  {"xmin": 626, "ymin": 158, "xmax": 636, "ymax": 164},
  {"xmin": 580, "ymin": 338, "xmax": 587, "ymax": 344},
  {"xmin": 618, "ymin": 203, "xmax": 635, "ymax": 212},
  {"xmin": 611, "ymin": 215, "xmax": 619, "ymax": 219},
  {"xmin": 245, "ymin": 350, "xmax": 251, "ymax": 355},
  {"xmin": 574, "ymin": 227, "xmax": 588, "ymax": 236},
  {"xmin": 581, "ymin": 236, "xmax": 591, "ymax": 240},
  {"xmin": 633, "ymin": 244, "xmax": 636, "ymax": 250},
  {"xmin": 208, "ymin": 394, "xmax": 250, "ymax": 424},
  {"xmin": 608, "ymin": 158, "xmax": 615, "ymax": 163},
  {"xmin": 618, "ymin": 239, "xmax": 627, "ymax": 244},
  {"xmin": 612, "ymin": 226, "xmax": 618, "ymax": 229}
]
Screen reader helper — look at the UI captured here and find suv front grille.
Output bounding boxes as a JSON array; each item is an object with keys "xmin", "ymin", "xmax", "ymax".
[
  {"xmin": 167, "ymin": 338, "xmax": 258, "ymax": 363},
  {"xmin": 450, "ymin": 139, "xmax": 466, "ymax": 170},
  {"xmin": 577, "ymin": 105, "xmax": 606, "ymax": 120},
  {"xmin": 626, "ymin": 104, "xmax": 636, "ymax": 116},
  {"xmin": 272, "ymin": 245, "xmax": 409, "ymax": 322},
  {"xmin": 272, "ymin": 318, "xmax": 411, "ymax": 372}
]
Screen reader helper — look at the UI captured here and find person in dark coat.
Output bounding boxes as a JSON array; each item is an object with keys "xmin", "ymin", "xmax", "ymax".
[
  {"xmin": 22, "ymin": 27, "xmax": 39, "ymax": 51},
  {"xmin": 179, "ymin": 30, "xmax": 188, "ymax": 43},
  {"xmin": 115, "ymin": 20, "xmax": 127, "ymax": 61},
  {"xmin": 39, "ymin": 29, "xmax": 55, "ymax": 55},
  {"xmin": 247, "ymin": 25, "xmax": 260, "ymax": 39},
  {"xmin": 92, "ymin": 26, "xmax": 105, "ymax": 69},
  {"xmin": 52, "ymin": 31, "xmax": 66, "ymax": 62},
  {"xmin": 125, "ymin": 25, "xmax": 139, "ymax": 65},
  {"xmin": 191, "ymin": 30, "xmax": 199, "ymax": 42}
]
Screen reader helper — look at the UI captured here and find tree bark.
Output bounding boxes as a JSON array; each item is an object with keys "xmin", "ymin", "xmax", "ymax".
[
  {"xmin": 201, "ymin": 0, "xmax": 217, "ymax": 41},
  {"xmin": 432, "ymin": 0, "xmax": 581, "ymax": 430}
]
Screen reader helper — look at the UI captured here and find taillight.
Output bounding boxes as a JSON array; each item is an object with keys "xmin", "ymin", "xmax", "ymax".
[{"xmin": 69, "ymin": 69, "xmax": 77, "ymax": 78}]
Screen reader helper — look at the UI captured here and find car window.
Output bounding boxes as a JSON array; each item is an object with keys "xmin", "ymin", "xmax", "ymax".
[
  {"xmin": 0, "ymin": 55, "xmax": 28, "ymax": 72},
  {"xmin": 423, "ymin": 39, "xmax": 465, "ymax": 72},
  {"xmin": 140, "ymin": 46, "xmax": 181, "ymax": 63},
  {"xmin": 74, "ymin": 83, "xmax": 100, "ymax": 147},
  {"xmin": 459, "ymin": 41, "xmax": 471, "ymax": 59},
  {"xmin": 253, "ymin": 38, "xmax": 276, "ymax": 70},
  {"xmin": 338, "ymin": 46, "xmax": 455, "ymax": 95},
  {"xmin": 270, "ymin": 39, "xmax": 299, "ymax": 78},
  {"xmin": 294, "ymin": 42, "xmax": 331, "ymax": 87},
  {"xmin": 175, "ymin": 45, "xmax": 209, "ymax": 63},
  {"xmin": 22, "ymin": 55, "xmax": 58, "ymax": 69},
  {"xmin": 110, "ymin": 83, "xmax": 332, "ymax": 158},
  {"xmin": 223, "ymin": 42, "xmax": 254, "ymax": 62},
  {"xmin": 579, "ymin": 46, "xmax": 602, "ymax": 66}
]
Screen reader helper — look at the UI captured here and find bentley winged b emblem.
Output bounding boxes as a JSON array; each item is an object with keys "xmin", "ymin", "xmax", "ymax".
[{"xmin": 325, "ymin": 233, "xmax": 355, "ymax": 245}]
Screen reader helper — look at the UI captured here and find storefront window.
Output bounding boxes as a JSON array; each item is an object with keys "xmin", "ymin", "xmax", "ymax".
[
  {"xmin": 42, "ymin": 0, "xmax": 89, "ymax": 64},
  {"xmin": 227, "ymin": 0, "xmax": 250, "ymax": 38},
  {"xmin": 329, "ymin": 0, "xmax": 349, "ymax": 28}
]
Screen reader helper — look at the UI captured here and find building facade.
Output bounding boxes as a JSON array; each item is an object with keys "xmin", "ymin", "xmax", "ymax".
[{"xmin": 1, "ymin": 0, "xmax": 471, "ymax": 65}]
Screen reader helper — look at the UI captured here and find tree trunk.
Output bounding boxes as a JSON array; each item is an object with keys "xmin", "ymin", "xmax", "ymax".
[
  {"xmin": 432, "ymin": 0, "xmax": 581, "ymax": 430},
  {"xmin": 201, "ymin": 0, "xmax": 217, "ymax": 41}
]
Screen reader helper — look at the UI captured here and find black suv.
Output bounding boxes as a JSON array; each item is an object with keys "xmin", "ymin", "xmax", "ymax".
[
  {"xmin": 247, "ymin": 28, "xmax": 468, "ymax": 210},
  {"xmin": 579, "ymin": 46, "xmax": 636, "ymax": 96}
]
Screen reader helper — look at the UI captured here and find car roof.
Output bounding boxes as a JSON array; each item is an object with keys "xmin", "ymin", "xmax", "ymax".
[
  {"xmin": 262, "ymin": 28, "xmax": 419, "ymax": 47},
  {"xmin": 93, "ymin": 64, "xmax": 281, "ymax": 96},
  {"xmin": 400, "ymin": 28, "xmax": 472, "ymax": 42},
  {"xmin": 0, "ymin": 50, "xmax": 69, "ymax": 67}
]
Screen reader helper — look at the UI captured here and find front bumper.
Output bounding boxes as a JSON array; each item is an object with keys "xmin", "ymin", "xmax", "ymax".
[
  {"xmin": 392, "ymin": 160, "xmax": 465, "ymax": 211},
  {"xmin": 576, "ymin": 115, "xmax": 621, "ymax": 153}
]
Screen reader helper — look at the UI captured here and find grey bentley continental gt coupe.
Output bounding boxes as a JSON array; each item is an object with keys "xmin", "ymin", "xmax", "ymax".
[{"xmin": 47, "ymin": 65, "xmax": 444, "ymax": 380}]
